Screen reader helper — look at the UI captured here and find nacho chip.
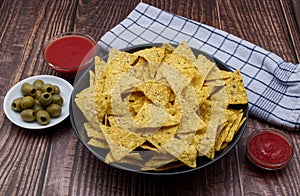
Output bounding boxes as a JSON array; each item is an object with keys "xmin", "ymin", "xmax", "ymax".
[
  {"xmin": 100, "ymin": 124, "xmax": 146, "ymax": 162},
  {"xmin": 132, "ymin": 100, "xmax": 167, "ymax": 129},
  {"xmin": 94, "ymin": 56, "xmax": 107, "ymax": 82},
  {"xmin": 107, "ymin": 48, "xmax": 122, "ymax": 62},
  {"xmin": 176, "ymin": 144, "xmax": 197, "ymax": 168},
  {"xmin": 88, "ymin": 138, "xmax": 108, "ymax": 149},
  {"xmin": 134, "ymin": 47, "xmax": 165, "ymax": 78},
  {"xmin": 224, "ymin": 70, "xmax": 248, "ymax": 105},
  {"xmin": 225, "ymin": 109, "xmax": 244, "ymax": 142},
  {"xmin": 147, "ymin": 125, "xmax": 178, "ymax": 148},
  {"xmin": 84, "ymin": 123, "xmax": 105, "ymax": 140},
  {"xmin": 137, "ymin": 81, "xmax": 171, "ymax": 106},
  {"xmin": 173, "ymin": 41, "xmax": 196, "ymax": 62}
]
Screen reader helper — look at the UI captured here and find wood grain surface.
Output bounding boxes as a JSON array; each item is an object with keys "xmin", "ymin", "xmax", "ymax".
[{"xmin": 0, "ymin": 0, "xmax": 299, "ymax": 195}]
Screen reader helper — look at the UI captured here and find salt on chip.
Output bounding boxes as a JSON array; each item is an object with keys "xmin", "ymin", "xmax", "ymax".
[
  {"xmin": 137, "ymin": 81, "xmax": 171, "ymax": 106},
  {"xmin": 173, "ymin": 41, "xmax": 196, "ymax": 62},
  {"xmin": 161, "ymin": 43, "xmax": 175, "ymax": 53},
  {"xmin": 128, "ymin": 92, "xmax": 147, "ymax": 116},
  {"xmin": 100, "ymin": 52, "xmax": 139, "ymax": 92},
  {"xmin": 163, "ymin": 53, "xmax": 198, "ymax": 84},
  {"xmin": 107, "ymin": 48, "xmax": 122, "ymax": 63},
  {"xmin": 132, "ymin": 100, "xmax": 167, "ymax": 130},
  {"xmin": 84, "ymin": 123, "xmax": 105, "ymax": 140},
  {"xmin": 88, "ymin": 138, "xmax": 108, "ymax": 149},
  {"xmin": 143, "ymin": 150, "xmax": 175, "ymax": 169},
  {"xmin": 75, "ymin": 86, "xmax": 99, "ymax": 129},
  {"xmin": 88, "ymin": 70, "xmax": 96, "ymax": 87},
  {"xmin": 100, "ymin": 124, "xmax": 146, "ymax": 162},
  {"xmin": 94, "ymin": 56, "xmax": 106, "ymax": 82},
  {"xmin": 214, "ymin": 110, "xmax": 236, "ymax": 151},
  {"xmin": 225, "ymin": 110, "xmax": 244, "ymax": 142},
  {"xmin": 134, "ymin": 47, "xmax": 165, "ymax": 78},
  {"xmin": 162, "ymin": 137, "xmax": 196, "ymax": 166},
  {"xmin": 146, "ymin": 125, "xmax": 178, "ymax": 149},
  {"xmin": 176, "ymin": 144, "xmax": 197, "ymax": 168},
  {"xmin": 195, "ymin": 54, "xmax": 216, "ymax": 80},
  {"xmin": 224, "ymin": 70, "xmax": 248, "ymax": 105},
  {"xmin": 118, "ymin": 153, "xmax": 144, "ymax": 167}
]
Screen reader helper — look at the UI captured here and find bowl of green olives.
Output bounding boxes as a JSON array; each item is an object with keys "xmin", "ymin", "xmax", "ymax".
[{"xmin": 3, "ymin": 75, "xmax": 73, "ymax": 129}]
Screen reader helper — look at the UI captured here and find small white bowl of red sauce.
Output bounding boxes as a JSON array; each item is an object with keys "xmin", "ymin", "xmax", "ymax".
[
  {"xmin": 43, "ymin": 32, "xmax": 96, "ymax": 77},
  {"xmin": 246, "ymin": 129, "xmax": 293, "ymax": 170}
]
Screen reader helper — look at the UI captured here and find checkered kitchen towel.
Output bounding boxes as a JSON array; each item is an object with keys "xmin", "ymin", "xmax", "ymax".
[{"xmin": 98, "ymin": 2, "xmax": 300, "ymax": 131}]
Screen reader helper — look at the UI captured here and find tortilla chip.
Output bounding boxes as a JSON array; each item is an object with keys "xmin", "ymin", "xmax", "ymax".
[
  {"xmin": 100, "ymin": 124, "xmax": 146, "ymax": 162},
  {"xmin": 225, "ymin": 110, "xmax": 244, "ymax": 142},
  {"xmin": 134, "ymin": 47, "xmax": 165, "ymax": 78},
  {"xmin": 225, "ymin": 70, "xmax": 248, "ymax": 105},
  {"xmin": 137, "ymin": 81, "xmax": 171, "ymax": 106},
  {"xmin": 177, "ymin": 144, "xmax": 197, "ymax": 168},
  {"xmin": 84, "ymin": 123, "xmax": 105, "ymax": 140},
  {"xmin": 88, "ymin": 138, "xmax": 108, "ymax": 149},
  {"xmin": 173, "ymin": 41, "xmax": 196, "ymax": 62},
  {"xmin": 147, "ymin": 125, "xmax": 178, "ymax": 148}
]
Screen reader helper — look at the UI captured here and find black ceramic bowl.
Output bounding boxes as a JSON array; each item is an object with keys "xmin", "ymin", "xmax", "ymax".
[{"xmin": 70, "ymin": 43, "xmax": 249, "ymax": 175}]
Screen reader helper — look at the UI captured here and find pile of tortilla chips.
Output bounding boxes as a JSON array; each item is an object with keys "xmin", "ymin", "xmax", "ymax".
[{"xmin": 75, "ymin": 41, "xmax": 248, "ymax": 171}]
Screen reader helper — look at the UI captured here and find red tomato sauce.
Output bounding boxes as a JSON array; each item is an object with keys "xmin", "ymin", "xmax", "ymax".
[
  {"xmin": 246, "ymin": 130, "xmax": 293, "ymax": 170},
  {"xmin": 44, "ymin": 35, "xmax": 95, "ymax": 74}
]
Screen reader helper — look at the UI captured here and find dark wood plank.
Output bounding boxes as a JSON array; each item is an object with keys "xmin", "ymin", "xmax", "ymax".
[
  {"xmin": 217, "ymin": 0, "xmax": 299, "ymax": 63},
  {"xmin": 292, "ymin": 0, "xmax": 300, "ymax": 32},
  {"xmin": 282, "ymin": 0, "xmax": 300, "ymax": 62}
]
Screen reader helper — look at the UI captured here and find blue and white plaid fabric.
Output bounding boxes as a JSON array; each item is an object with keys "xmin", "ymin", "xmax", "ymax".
[{"xmin": 98, "ymin": 2, "xmax": 300, "ymax": 131}]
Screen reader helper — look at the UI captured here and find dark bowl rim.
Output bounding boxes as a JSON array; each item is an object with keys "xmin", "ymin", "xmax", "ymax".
[{"xmin": 69, "ymin": 43, "xmax": 249, "ymax": 175}]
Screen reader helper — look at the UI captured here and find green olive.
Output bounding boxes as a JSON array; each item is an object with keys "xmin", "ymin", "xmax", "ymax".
[
  {"xmin": 20, "ymin": 109, "xmax": 36, "ymax": 122},
  {"xmin": 33, "ymin": 79, "xmax": 44, "ymax": 90},
  {"xmin": 34, "ymin": 90, "xmax": 42, "ymax": 99},
  {"xmin": 21, "ymin": 96, "xmax": 35, "ymax": 109},
  {"xmin": 33, "ymin": 99, "xmax": 43, "ymax": 112},
  {"xmin": 46, "ymin": 104, "xmax": 62, "ymax": 117},
  {"xmin": 21, "ymin": 83, "xmax": 37, "ymax": 96},
  {"xmin": 11, "ymin": 97, "xmax": 23, "ymax": 112},
  {"xmin": 39, "ymin": 92, "xmax": 53, "ymax": 106},
  {"xmin": 41, "ymin": 83, "xmax": 54, "ymax": 94},
  {"xmin": 36, "ymin": 110, "xmax": 50, "ymax": 125},
  {"xmin": 53, "ymin": 85, "xmax": 60, "ymax": 94},
  {"xmin": 52, "ymin": 94, "xmax": 64, "ymax": 106}
]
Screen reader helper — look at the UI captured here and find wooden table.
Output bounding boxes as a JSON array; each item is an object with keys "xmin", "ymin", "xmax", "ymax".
[{"xmin": 1, "ymin": 0, "xmax": 299, "ymax": 195}]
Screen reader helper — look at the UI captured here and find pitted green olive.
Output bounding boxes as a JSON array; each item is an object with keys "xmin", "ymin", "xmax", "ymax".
[
  {"xmin": 21, "ymin": 83, "xmax": 37, "ymax": 96},
  {"xmin": 11, "ymin": 97, "xmax": 23, "ymax": 112},
  {"xmin": 21, "ymin": 96, "xmax": 35, "ymax": 109},
  {"xmin": 20, "ymin": 109, "xmax": 36, "ymax": 122},
  {"xmin": 39, "ymin": 92, "xmax": 53, "ymax": 106},
  {"xmin": 33, "ymin": 99, "xmax": 43, "ymax": 112},
  {"xmin": 34, "ymin": 90, "xmax": 42, "ymax": 99},
  {"xmin": 41, "ymin": 83, "xmax": 54, "ymax": 94},
  {"xmin": 46, "ymin": 104, "xmax": 62, "ymax": 117},
  {"xmin": 36, "ymin": 110, "xmax": 50, "ymax": 125},
  {"xmin": 53, "ymin": 85, "xmax": 60, "ymax": 94},
  {"xmin": 33, "ymin": 79, "xmax": 44, "ymax": 90},
  {"xmin": 52, "ymin": 94, "xmax": 64, "ymax": 106}
]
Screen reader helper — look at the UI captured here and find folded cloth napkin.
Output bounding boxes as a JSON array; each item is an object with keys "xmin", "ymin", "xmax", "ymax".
[{"xmin": 98, "ymin": 2, "xmax": 300, "ymax": 131}]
